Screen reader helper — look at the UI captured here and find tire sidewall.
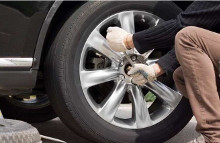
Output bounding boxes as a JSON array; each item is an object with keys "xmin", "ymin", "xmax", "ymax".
[
  {"xmin": 47, "ymin": 1, "xmax": 192, "ymax": 143},
  {"xmin": 0, "ymin": 97, "xmax": 56, "ymax": 123}
]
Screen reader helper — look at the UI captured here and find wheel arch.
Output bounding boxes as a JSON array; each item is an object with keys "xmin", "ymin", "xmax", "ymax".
[{"xmin": 33, "ymin": 1, "xmax": 87, "ymax": 71}]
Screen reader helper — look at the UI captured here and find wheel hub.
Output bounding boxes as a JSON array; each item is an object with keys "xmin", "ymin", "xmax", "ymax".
[{"xmin": 119, "ymin": 54, "xmax": 145, "ymax": 84}]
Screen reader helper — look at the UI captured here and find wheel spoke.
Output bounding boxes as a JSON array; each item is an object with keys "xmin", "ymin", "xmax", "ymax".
[
  {"xmin": 118, "ymin": 11, "xmax": 135, "ymax": 34},
  {"xmin": 148, "ymin": 17, "xmax": 159, "ymax": 27},
  {"xmin": 80, "ymin": 69, "xmax": 120, "ymax": 89},
  {"xmin": 87, "ymin": 29, "xmax": 122, "ymax": 63},
  {"xmin": 130, "ymin": 86, "xmax": 152, "ymax": 127},
  {"xmin": 142, "ymin": 49, "xmax": 159, "ymax": 65},
  {"xmin": 98, "ymin": 80, "xmax": 127, "ymax": 122},
  {"xmin": 140, "ymin": 12, "xmax": 160, "ymax": 27},
  {"xmin": 146, "ymin": 59, "xmax": 159, "ymax": 65},
  {"xmin": 142, "ymin": 49, "xmax": 154, "ymax": 60},
  {"xmin": 118, "ymin": 11, "xmax": 135, "ymax": 54},
  {"xmin": 144, "ymin": 81, "xmax": 182, "ymax": 108}
]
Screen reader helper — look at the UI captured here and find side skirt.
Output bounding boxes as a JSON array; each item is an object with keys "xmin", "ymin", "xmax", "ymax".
[{"xmin": 0, "ymin": 58, "xmax": 37, "ymax": 96}]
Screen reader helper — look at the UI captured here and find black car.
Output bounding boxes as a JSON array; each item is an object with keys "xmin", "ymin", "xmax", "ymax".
[{"xmin": 0, "ymin": 1, "xmax": 193, "ymax": 143}]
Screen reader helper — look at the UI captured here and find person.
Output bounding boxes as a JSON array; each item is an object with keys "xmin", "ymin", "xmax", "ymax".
[{"xmin": 106, "ymin": 2, "xmax": 220, "ymax": 143}]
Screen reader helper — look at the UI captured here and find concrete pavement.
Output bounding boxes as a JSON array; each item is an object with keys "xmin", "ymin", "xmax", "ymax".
[{"xmin": 32, "ymin": 117, "xmax": 200, "ymax": 143}]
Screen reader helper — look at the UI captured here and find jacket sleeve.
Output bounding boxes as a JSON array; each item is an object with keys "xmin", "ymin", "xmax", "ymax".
[
  {"xmin": 133, "ymin": 1, "xmax": 220, "ymax": 74},
  {"xmin": 133, "ymin": 19, "xmax": 182, "ymax": 54},
  {"xmin": 157, "ymin": 48, "xmax": 179, "ymax": 75}
]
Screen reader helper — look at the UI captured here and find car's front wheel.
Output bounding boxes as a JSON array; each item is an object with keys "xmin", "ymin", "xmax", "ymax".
[{"xmin": 45, "ymin": 1, "xmax": 193, "ymax": 143}]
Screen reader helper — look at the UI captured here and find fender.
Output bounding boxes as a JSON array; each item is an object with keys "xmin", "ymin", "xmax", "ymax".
[
  {"xmin": 0, "ymin": 1, "xmax": 62, "ymax": 95},
  {"xmin": 33, "ymin": 1, "xmax": 63, "ymax": 70}
]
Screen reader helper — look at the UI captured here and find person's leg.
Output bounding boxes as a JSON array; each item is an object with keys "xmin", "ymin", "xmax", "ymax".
[
  {"xmin": 173, "ymin": 67, "xmax": 188, "ymax": 99},
  {"xmin": 175, "ymin": 26, "xmax": 220, "ymax": 143}
]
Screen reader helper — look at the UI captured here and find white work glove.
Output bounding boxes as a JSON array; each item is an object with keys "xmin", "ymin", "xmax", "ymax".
[
  {"xmin": 128, "ymin": 64, "xmax": 157, "ymax": 86},
  {"xmin": 106, "ymin": 27, "xmax": 130, "ymax": 52}
]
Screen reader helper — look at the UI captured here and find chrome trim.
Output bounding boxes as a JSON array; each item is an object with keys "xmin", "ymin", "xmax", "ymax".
[{"xmin": 0, "ymin": 58, "xmax": 33, "ymax": 68}]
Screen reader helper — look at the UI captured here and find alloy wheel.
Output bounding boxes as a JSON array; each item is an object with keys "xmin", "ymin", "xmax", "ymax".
[{"xmin": 79, "ymin": 10, "xmax": 182, "ymax": 129}]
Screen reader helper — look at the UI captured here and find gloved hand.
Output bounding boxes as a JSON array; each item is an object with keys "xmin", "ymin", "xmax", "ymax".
[
  {"xmin": 128, "ymin": 64, "xmax": 157, "ymax": 86},
  {"xmin": 106, "ymin": 27, "xmax": 131, "ymax": 52}
]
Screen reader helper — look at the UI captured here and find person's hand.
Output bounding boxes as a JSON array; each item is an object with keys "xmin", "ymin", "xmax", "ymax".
[
  {"xmin": 128, "ymin": 64, "xmax": 157, "ymax": 86},
  {"xmin": 106, "ymin": 27, "xmax": 131, "ymax": 52}
]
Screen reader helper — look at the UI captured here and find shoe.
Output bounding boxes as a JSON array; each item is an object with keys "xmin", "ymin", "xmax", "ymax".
[{"xmin": 187, "ymin": 135, "xmax": 205, "ymax": 143}]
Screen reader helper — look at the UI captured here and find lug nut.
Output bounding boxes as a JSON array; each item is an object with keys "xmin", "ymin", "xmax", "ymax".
[
  {"xmin": 119, "ymin": 75, "xmax": 125, "ymax": 80},
  {"xmin": 119, "ymin": 61, "xmax": 124, "ymax": 66},
  {"xmin": 131, "ymin": 55, "xmax": 137, "ymax": 61}
]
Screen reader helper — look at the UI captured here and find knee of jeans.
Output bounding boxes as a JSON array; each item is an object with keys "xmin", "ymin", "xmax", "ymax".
[
  {"xmin": 173, "ymin": 68, "xmax": 181, "ymax": 83},
  {"xmin": 173, "ymin": 67, "xmax": 183, "ymax": 82},
  {"xmin": 173, "ymin": 69, "xmax": 188, "ymax": 99},
  {"xmin": 175, "ymin": 26, "xmax": 198, "ymax": 41},
  {"xmin": 175, "ymin": 26, "xmax": 201, "ymax": 43},
  {"xmin": 175, "ymin": 26, "xmax": 198, "ymax": 57}
]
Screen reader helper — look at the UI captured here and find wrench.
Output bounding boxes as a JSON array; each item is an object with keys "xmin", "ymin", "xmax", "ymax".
[
  {"xmin": 123, "ymin": 51, "xmax": 149, "ymax": 80},
  {"xmin": 123, "ymin": 52, "xmax": 135, "ymax": 67}
]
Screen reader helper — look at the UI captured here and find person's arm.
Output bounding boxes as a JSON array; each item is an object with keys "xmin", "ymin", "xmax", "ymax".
[
  {"xmin": 132, "ymin": 20, "xmax": 181, "ymax": 54},
  {"xmin": 131, "ymin": 1, "xmax": 220, "ymax": 53},
  {"xmin": 157, "ymin": 48, "xmax": 179, "ymax": 75},
  {"xmin": 125, "ymin": 1, "xmax": 220, "ymax": 75}
]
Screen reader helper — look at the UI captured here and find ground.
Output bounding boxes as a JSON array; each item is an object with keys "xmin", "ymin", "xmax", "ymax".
[{"xmin": 32, "ymin": 117, "xmax": 199, "ymax": 143}]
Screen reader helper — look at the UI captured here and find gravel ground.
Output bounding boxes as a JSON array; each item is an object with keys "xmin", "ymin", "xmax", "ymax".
[{"xmin": 32, "ymin": 117, "xmax": 200, "ymax": 143}]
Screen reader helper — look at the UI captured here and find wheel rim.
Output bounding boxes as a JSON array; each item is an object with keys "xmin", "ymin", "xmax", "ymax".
[{"xmin": 79, "ymin": 10, "xmax": 182, "ymax": 129}]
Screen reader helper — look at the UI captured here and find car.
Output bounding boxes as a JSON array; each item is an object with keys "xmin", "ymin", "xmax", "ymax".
[{"xmin": 0, "ymin": 1, "xmax": 193, "ymax": 143}]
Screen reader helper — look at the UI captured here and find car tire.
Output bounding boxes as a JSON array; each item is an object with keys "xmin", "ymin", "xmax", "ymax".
[
  {"xmin": 0, "ymin": 119, "xmax": 42, "ymax": 143},
  {"xmin": 0, "ymin": 96, "xmax": 56, "ymax": 123},
  {"xmin": 45, "ymin": 1, "xmax": 193, "ymax": 143}
]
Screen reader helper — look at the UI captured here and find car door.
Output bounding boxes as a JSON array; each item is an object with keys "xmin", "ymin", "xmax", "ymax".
[{"xmin": 0, "ymin": 1, "xmax": 53, "ymax": 58}]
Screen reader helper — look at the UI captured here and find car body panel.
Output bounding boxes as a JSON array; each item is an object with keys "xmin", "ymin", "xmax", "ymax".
[
  {"xmin": 0, "ymin": 1, "xmax": 55, "ymax": 95},
  {"xmin": 0, "ymin": 1, "xmax": 53, "ymax": 57}
]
